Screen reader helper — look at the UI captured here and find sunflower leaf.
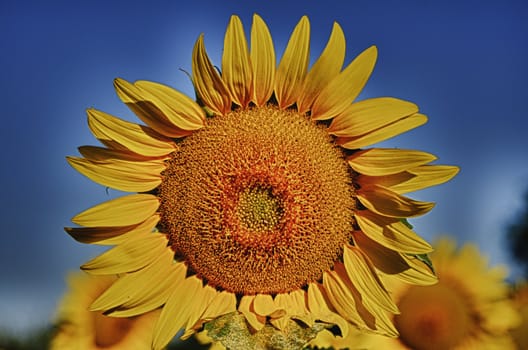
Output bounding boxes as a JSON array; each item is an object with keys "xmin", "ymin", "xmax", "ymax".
[
  {"xmin": 204, "ymin": 312, "xmax": 327, "ymax": 350},
  {"xmin": 400, "ymin": 218, "xmax": 414, "ymax": 229},
  {"xmin": 410, "ymin": 253, "xmax": 435, "ymax": 274}
]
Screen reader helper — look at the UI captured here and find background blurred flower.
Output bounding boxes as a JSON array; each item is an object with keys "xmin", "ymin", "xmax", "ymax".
[
  {"xmin": 509, "ymin": 282, "xmax": 528, "ymax": 349},
  {"xmin": 51, "ymin": 272, "xmax": 160, "ymax": 350},
  {"xmin": 312, "ymin": 237, "xmax": 520, "ymax": 349}
]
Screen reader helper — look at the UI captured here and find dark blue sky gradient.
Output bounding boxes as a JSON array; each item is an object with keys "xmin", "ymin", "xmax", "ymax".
[{"xmin": 1, "ymin": 0, "xmax": 527, "ymax": 333}]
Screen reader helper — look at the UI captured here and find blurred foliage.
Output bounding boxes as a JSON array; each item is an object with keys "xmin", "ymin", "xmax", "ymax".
[
  {"xmin": 0, "ymin": 325, "xmax": 210, "ymax": 350},
  {"xmin": 507, "ymin": 189, "xmax": 528, "ymax": 278},
  {"xmin": 0, "ymin": 326, "xmax": 53, "ymax": 350},
  {"xmin": 0, "ymin": 324, "xmax": 336, "ymax": 349}
]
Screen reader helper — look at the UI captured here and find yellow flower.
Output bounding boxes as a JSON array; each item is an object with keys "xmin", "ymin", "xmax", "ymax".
[
  {"xmin": 510, "ymin": 282, "xmax": 528, "ymax": 349},
  {"xmin": 66, "ymin": 14, "xmax": 458, "ymax": 349},
  {"xmin": 326, "ymin": 237, "xmax": 520, "ymax": 350},
  {"xmin": 51, "ymin": 272, "xmax": 160, "ymax": 349}
]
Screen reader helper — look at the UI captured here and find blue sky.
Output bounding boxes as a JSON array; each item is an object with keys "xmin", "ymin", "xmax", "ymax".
[{"xmin": 1, "ymin": 0, "xmax": 527, "ymax": 334}]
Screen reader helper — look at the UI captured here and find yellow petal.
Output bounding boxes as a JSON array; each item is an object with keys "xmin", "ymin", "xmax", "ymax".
[
  {"xmin": 307, "ymin": 283, "xmax": 349, "ymax": 337},
  {"xmin": 328, "ymin": 97, "xmax": 418, "ymax": 137},
  {"xmin": 353, "ymin": 231, "xmax": 411, "ymax": 276},
  {"xmin": 222, "ymin": 15, "xmax": 252, "ymax": 107},
  {"xmin": 250, "ymin": 14, "xmax": 275, "ymax": 106},
  {"xmin": 271, "ymin": 290, "xmax": 312, "ymax": 327},
  {"xmin": 337, "ymin": 113, "xmax": 427, "ymax": 149},
  {"xmin": 343, "ymin": 245, "xmax": 398, "ymax": 313},
  {"xmin": 181, "ymin": 284, "xmax": 217, "ymax": 339},
  {"xmin": 269, "ymin": 293, "xmax": 291, "ymax": 330},
  {"xmin": 356, "ymin": 184, "xmax": 434, "ymax": 218},
  {"xmin": 274, "ymin": 16, "xmax": 310, "ymax": 109},
  {"xmin": 114, "ymin": 78, "xmax": 194, "ymax": 138},
  {"xmin": 152, "ymin": 276, "xmax": 206, "ymax": 350},
  {"xmin": 198, "ymin": 290, "xmax": 237, "ymax": 324},
  {"xmin": 311, "ymin": 46, "xmax": 377, "ymax": 120},
  {"xmin": 239, "ymin": 295, "xmax": 266, "ymax": 331},
  {"xmin": 134, "ymin": 80, "xmax": 205, "ymax": 130},
  {"xmin": 322, "ymin": 269, "xmax": 371, "ymax": 329},
  {"xmin": 114, "ymin": 264, "xmax": 186, "ymax": 318},
  {"xmin": 480, "ymin": 300, "xmax": 522, "ymax": 333},
  {"xmin": 348, "ymin": 148, "xmax": 436, "ymax": 176},
  {"xmin": 65, "ymin": 214, "xmax": 160, "ymax": 245},
  {"xmin": 72, "ymin": 194, "xmax": 159, "ymax": 227},
  {"xmin": 297, "ymin": 22, "xmax": 345, "ymax": 113},
  {"xmin": 357, "ymin": 164, "xmax": 460, "ymax": 195},
  {"xmin": 287, "ymin": 289, "xmax": 313, "ymax": 326},
  {"xmin": 77, "ymin": 145, "xmax": 161, "ymax": 162},
  {"xmin": 81, "ymin": 233, "xmax": 168, "ymax": 274},
  {"xmin": 67, "ymin": 156, "xmax": 163, "ymax": 192},
  {"xmin": 253, "ymin": 294, "xmax": 277, "ymax": 316},
  {"xmin": 90, "ymin": 247, "xmax": 181, "ymax": 315},
  {"xmin": 355, "ymin": 211, "xmax": 432, "ymax": 254},
  {"xmin": 87, "ymin": 108, "xmax": 176, "ymax": 157},
  {"xmin": 333, "ymin": 263, "xmax": 398, "ymax": 337},
  {"xmin": 394, "ymin": 165, "xmax": 460, "ymax": 193},
  {"xmin": 355, "ymin": 232, "xmax": 437, "ymax": 285},
  {"xmin": 400, "ymin": 253, "xmax": 438, "ymax": 285},
  {"xmin": 192, "ymin": 34, "xmax": 232, "ymax": 116}
]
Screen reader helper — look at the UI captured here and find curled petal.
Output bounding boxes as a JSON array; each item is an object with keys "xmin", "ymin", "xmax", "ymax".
[
  {"xmin": 65, "ymin": 214, "xmax": 160, "ymax": 245},
  {"xmin": 348, "ymin": 148, "xmax": 436, "ymax": 176},
  {"xmin": 357, "ymin": 165, "xmax": 460, "ymax": 194},
  {"xmin": 239, "ymin": 295, "xmax": 266, "ymax": 331},
  {"xmin": 81, "ymin": 234, "xmax": 168, "ymax": 275},
  {"xmin": 192, "ymin": 35, "xmax": 232, "ymax": 116},
  {"xmin": 357, "ymin": 184, "xmax": 435, "ymax": 218},
  {"xmin": 78, "ymin": 145, "xmax": 161, "ymax": 162},
  {"xmin": 253, "ymin": 294, "xmax": 284, "ymax": 318},
  {"xmin": 114, "ymin": 78, "xmax": 197, "ymax": 138},
  {"xmin": 87, "ymin": 108, "xmax": 176, "ymax": 157},
  {"xmin": 355, "ymin": 211, "xmax": 432, "ymax": 254},
  {"xmin": 134, "ymin": 80, "xmax": 205, "ymax": 130},
  {"xmin": 354, "ymin": 232, "xmax": 437, "ymax": 285}
]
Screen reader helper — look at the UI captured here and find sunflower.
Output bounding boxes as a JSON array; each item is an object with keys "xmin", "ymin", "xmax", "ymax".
[
  {"xmin": 66, "ymin": 14, "xmax": 458, "ymax": 349},
  {"xmin": 51, "ymin": 272, "xmax": 160, "ymax": 349},
  {"xmin": 510, "ymin": 282, "xmax": 528, "ymax": 349},
  {"xmin": 328, "ymin": 237, "xmax": 520, "ymax": 350}
]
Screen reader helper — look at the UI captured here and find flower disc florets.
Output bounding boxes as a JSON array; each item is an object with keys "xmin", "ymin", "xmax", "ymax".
[{"xmin": 159, "ymin": 105, "xmax": 356, "ymax": 294}]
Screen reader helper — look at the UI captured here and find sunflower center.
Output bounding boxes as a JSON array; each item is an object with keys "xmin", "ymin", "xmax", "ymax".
[
  {"xmin": 159, "ymin": 105, "xmax": 356, "ymax": 295},
  {"xmin": 236, "ymin": 186, "xmax": 283, "ymax": 232},
  {"xmin": 395, "ymin": 281, "xmax": 474, "ymax": 350}
]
